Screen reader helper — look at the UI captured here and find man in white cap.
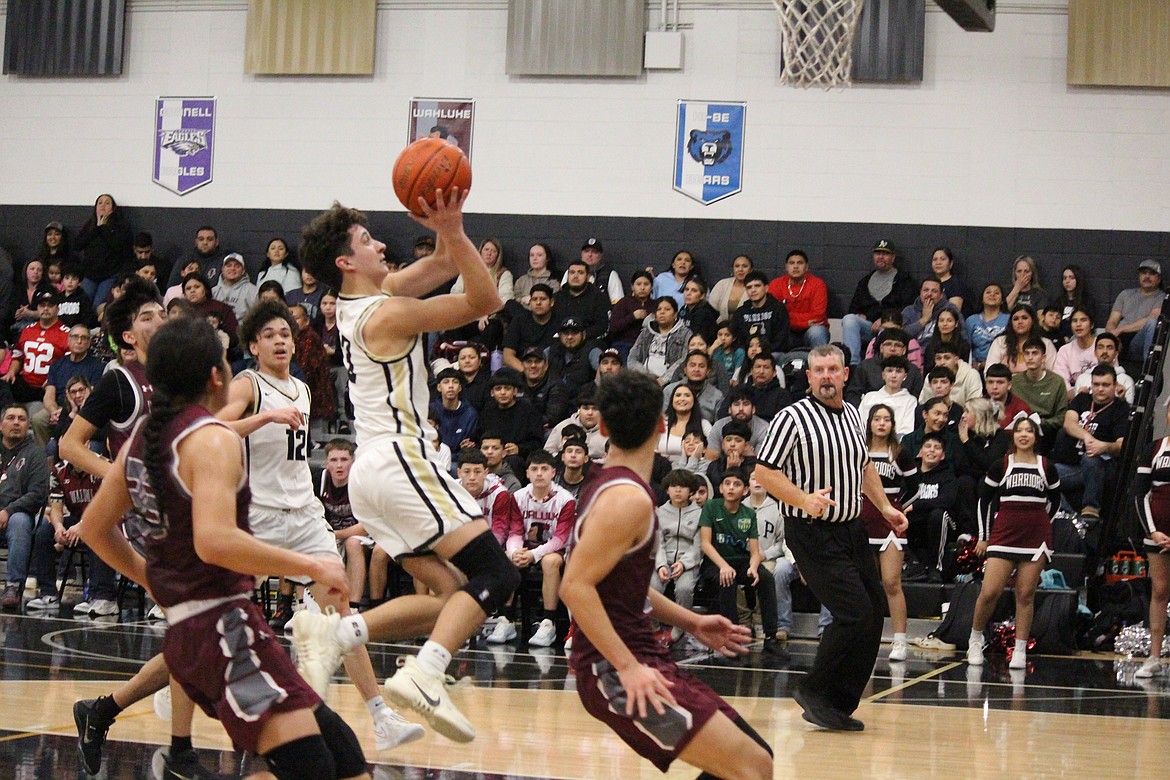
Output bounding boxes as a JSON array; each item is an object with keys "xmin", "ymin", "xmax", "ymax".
[
  {"xmin": 212, "ymin": 252, "xmax": 257, "ymax": 320},
  {"xmin": 1106, "ymin": 258, "xmax": 1167, "ymax": 361}
]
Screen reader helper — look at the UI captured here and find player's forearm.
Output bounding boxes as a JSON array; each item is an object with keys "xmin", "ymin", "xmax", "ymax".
[
  {"xmin": 560, "ymin": 581, "xmax": 640, "ymax": 672},
  {"xmin": 194, "ymin": 527, "xmax": 323, "ymax": 581},
  {"xmin": 647, "ymin": 588, "xmax": 700, "ymax": 634},
  {"xmin": 81, "ymin": 524, "xmax": 148, "ymax": 587},
  {"xmin": 447, "ymin": 235, "xmax": 502, "ymax": 317}
]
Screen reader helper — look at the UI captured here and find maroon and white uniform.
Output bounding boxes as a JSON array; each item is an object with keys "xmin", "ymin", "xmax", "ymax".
[
  {"xmin": 506, "ymin": 482, "xmax": 576, "ymax": 563},
  {"xmin": 861, "ymin": 448, "xmax": 916, "ymax": 551},
  {"xmin": 1134, "ymin": 437, "xmax": 1170, "ymax": 555},
  {"xmin": 570, "ymin": 466, "xmax": 739, "ymax": 772},
  {"xmin": 104, "ymin": 361, "xmax": 153, "ymax": 457},
  {"xmin": 123, "ymin": 405, "xmax": 318, "ymax": 753},
  {"xmin": 470, "ymin": 473, "xmax": 520, "ymax": 546},
  {"xmin": 50, "ymin": 460, "xmax": 100, "ymax": 517},
  {"xmin": 978, "ymin": 455, "xmax": 1061, "ymax": 562},
  {"xmin": 318, "ymin": 471, "xmax": 357, "ymax": 532}
]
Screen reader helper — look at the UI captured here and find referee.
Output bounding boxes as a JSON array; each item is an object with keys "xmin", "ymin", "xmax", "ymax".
[{"xmin": 753, "ymin": 344, "xmax": 907, "ymax": 731}]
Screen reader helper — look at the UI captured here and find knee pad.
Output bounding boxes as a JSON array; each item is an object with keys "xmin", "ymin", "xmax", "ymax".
[
  {"xmin": 314, "ymin": 703, "xmax": 367, "ymax": 779},
  {"xmin": 264, "ymin": 734, "xmax": 336, "ymax": 780},
  {"xmin": 450, "ymin": 530, "xmax": 521, "ymax": 616}
]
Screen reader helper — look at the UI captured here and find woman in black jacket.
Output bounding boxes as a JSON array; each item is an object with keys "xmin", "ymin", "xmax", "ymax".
[
  {"xmin": 73, "ymin": 194, "xmax": 132, "ymax": 308},
  {"xmin": 679, "ymin": 277, "xmax": 719, "ymax": 345}
]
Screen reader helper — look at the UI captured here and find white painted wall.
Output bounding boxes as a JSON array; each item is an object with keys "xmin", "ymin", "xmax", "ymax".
[{"xmin": 1, "ymin": 1, "xmax": 1166, "ymax": 231}]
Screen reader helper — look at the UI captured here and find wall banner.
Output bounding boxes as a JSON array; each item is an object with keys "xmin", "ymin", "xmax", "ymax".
[
  {"xmin": 408, "ymin": 98, "xmax": 475, "ymax": 161},
  {"xmin": 673, "ymin": 100, "xmax": 745, "ymax": 205},
  {"xmin": 153, "ymin": 97, "xmax": 216, "ymax": 196}
]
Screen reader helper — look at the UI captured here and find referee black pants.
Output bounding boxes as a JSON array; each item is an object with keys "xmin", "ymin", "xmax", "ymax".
[{"xmin": 785, "ymin": 516, "xmax": 885, "ymax": 716}]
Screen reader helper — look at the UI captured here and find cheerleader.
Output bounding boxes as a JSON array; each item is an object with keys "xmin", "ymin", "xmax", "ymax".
[
  {"xmin": 1132, "ymin": 403, "xmax": 1170, "ymax": 678},
  {"xmin": 968, "ymin": 413, "xmax": 1061, "ymax": 669},
  {"xmin": 862, "ymin": 404, "xmax": 917, "ymax": 662}
]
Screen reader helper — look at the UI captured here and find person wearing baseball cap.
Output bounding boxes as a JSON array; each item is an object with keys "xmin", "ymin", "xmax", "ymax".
[
  {"xmin": 840, "ymin": 238, "xmax": 917, "ymax": 367},
  {"xmin": 501, "ymin": 283, "xmax": 557, "ymax": 372},
  {"xmin": 516, "ymin": 346, "xmax": 569, "ymax": 428},
  {"xmin": 212, "ymin": 252, "xmax": 258, "ymax": 321},
  {"xmin": 548, "ymin": 315, "xmax": 598, "ymax": 409},
  {"xmin": 429, "ymin": 366, "xmax": 477, "ymax": 458},
  {"xmin": 1107, "ymin": 258, "xmax": 1167, "ymax": 360},
  {"xmin": 39, "ymin": 221, "xmax": 71, "ymax": 266},
  {"xmin": 481, "ymin": 368, "xmax": 545, "ymax": 469},
  {"xmin": 8, "ymin": 287, "xmax": 70, "ymax": 404},
  {"xmin": 560, "ymin": 237, "xmax": 623, "ymax": 304}
]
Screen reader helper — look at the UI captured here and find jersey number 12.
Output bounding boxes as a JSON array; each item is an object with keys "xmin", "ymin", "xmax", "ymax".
[{"xmin": 286, "ymin": 429, "xmax": 309, "ymax": 461}]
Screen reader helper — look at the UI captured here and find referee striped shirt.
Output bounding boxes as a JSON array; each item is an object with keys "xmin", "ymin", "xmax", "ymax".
[{"xmin": 755, "ymin": 396, "xmax": 869, "ymax": 522}]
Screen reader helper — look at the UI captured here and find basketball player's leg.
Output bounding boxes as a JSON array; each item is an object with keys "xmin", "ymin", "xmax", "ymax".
[
  {"xmin": 677, "ymin": 711, "xmax": 772, "ymax": 780},
  {"xmin": 74, "ymin": 652, "xmax": 172, "ymax": 774}
]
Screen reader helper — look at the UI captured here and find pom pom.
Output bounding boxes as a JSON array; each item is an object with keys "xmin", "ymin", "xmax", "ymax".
[
  {"xmin": 1114, "ymin": 625, "xmax": 1150, "ymax": 658},
  {"xmin": 953, "ymin": 538, "xmax": 982, "ymax": 574},
  {"xmin": 989, "ymin": 620, "xmax": 1036, "ymax": 657}
]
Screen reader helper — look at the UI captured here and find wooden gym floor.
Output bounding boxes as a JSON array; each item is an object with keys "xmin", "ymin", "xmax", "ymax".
[{"xmin": 0, "ymin": 609, "xmax": 1167, "ymax": 779}]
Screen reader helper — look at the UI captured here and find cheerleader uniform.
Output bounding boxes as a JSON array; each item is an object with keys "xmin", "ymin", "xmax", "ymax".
[
  {"xmin": 978, "ymin": 455, "xmax": 1061, "ymax": 561},
  {"xmin": 1134, "ymin": 437, "xmax": 1170, "ymax": 556},
  {"xmin": 862, "ymin": 448, "xmax": 916, "ymax": 551}
]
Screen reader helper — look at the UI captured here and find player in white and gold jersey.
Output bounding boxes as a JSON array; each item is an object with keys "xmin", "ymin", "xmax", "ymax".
[{"xmin": 293, "ymin": 190, "xmax": 519, "ymax": 744}]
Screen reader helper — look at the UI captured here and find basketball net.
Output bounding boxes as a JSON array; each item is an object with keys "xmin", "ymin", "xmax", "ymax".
[{"xmin": 773, "ymin": 0, "xmax": 866, "ymax": 88}]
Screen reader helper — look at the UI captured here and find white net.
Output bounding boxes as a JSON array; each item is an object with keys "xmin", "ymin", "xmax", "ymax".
[{"xmin": 773, "ymin": 0, "xmax": 866, "ymax": 89}]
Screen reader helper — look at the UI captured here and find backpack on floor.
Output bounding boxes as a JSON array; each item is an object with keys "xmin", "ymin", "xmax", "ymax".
[{"xmin": 933, "ymin": 579, "xmax": 981, "ymax": 650}]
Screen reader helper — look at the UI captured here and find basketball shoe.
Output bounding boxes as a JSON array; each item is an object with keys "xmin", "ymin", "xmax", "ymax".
[{"xmin": 384, "ymin": 656, "xmax": 475, "ymax": 743}]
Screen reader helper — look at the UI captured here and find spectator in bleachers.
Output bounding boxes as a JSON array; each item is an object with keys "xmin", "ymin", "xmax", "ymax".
[
  {"xmin": 652, "ymin": 250, "xmax": 696, "ymax": 306},
  {"xmin": 902, "ymin": 432, "xmax": 958, "ymax": 583},
  {"xmin": 846, "ymin": 328, "xmax": 924, "ymax": 405},
  {"xmin": 736, "ymin": 353, "xmax": 790, "ymax": 422},
  {"xmin": 445, "ymin": 238, "xmax": 513, "ymax": 351},
  {"xmin": 501, "ymin": 284, "xmax": 556, "ymax": 371},
  {"xmin": 545, "ymin": 386, "xmax": 606, "ymax": 462},
  {"xmin": 547, "ymin": 317, "xmax": 599, "ymax": 409},
  {"xmin": 1056, "ymin": 264, "xmax": 1096, "ymax": 339},
  {"xmin": 746, "ymin": 472, "xmax": 796, "ymax": 642},
  {"xmin": 554, "ymin": 430, "xmax": 593, "ymax": 502},
  {"xmin": 1107, "ymin": 258, "xmax": 1167, "ymax": 363},
  {"xmin": 930, "ymin": 246, "xmax": 971, "ymax": 314},
  {"xmin": 863, "ymin": 309, "xmax": 923, "ymax": 370},
  {"xmin": 133, "ymin": 258, "xmax": 160, "ymax": 296},
  {"xmin": 516, "ymin": 347, "xmax": 569, "ymax": 430},
  {"xmin": 480, "ymin": 434, "xmax": 522, "ymax": 493},
  {"xmin": 1010, "ymin": 337, "xmax": 1068, "ymax": 443},
  {"xmin": 984, "ymin": 304, "xmax": 1056, "ymax": 373},
  {"xmin": 458, "ymin": 449, "xmax": 518, "ymax": 547},
  {"xmin": 1073, "ymin": 332, "xmax": 1134, "ymax": 403},
  {"xmin": 593, "ymin": 346, "xmax": 623, "ymax": 385},
  {"xmin": 182, "ymin": 274, "xmax": 239, "ymax": 350},
  {"xmin": 628, "ymin": 296, "xmax": 692, "ymax": 386},
  {"xmin": 74, "ymin": 194, "xmax": 132, "ymax": 307},
  {"xmin": 130, "ymin": 231, "xmax": 160, "ymax": 277},
  {"xmin": 679, "ymin": 278, "xmax": 719, "ymax": 345},
  {"xmin": 663, "ymin": 350, "xmax": 724, "ymax": 423},
  {"xmin": 480, "ymin": 369, "xmax": 544, "ymax": 473},
  {"xmin": 984, "ymin": 363, "xmax": 1032, "ymax": 429},
  {"xmin": 553, "ymin": 261, "xmax": 610, "ymax": 342},
  {"xmin": 212, "ymin": 253, "xmax": 257, "ymax": 321},
  {"xmin": 166, "ymin": 225, "xmax": 227, "ymax": 289},
  {"xmin": 430, "ymin": 367, "xmax": 478, "ymax": 458},
  {"xmin": 900, "ymin": 397, "xmax": 960, "ymax": 463},
  {"xmin": 564, "ymin": 237, "xmax": 623, "ymax": 305},
  {"xmin": 47, "ymin": 455, "xmax": 116, "ymax": 616},
  {"xmin": 12, "ymin": 258, "xmax": 54, "ymax": 337},
  {"xmin": 706, "ymin": 422, "xmax": 757, "ymax": 498},
  {"xmin": 841, "ymin": 240, "xmax": 918, "ymax": 366},
  {"xmin": 730, "ymin": 271, "xmax": 789, "ymax": 360},
  {"xmin": 0, "ymin": 404, "xmax": 51, "ymax": 610},
  {"xmin": 512, "ymin": 243, "xmax": 560, "ymax": 311},
  {"xmin": 256, "ymin": 279, "xmax": 285, "ymax": 305},
  {"xmin": 669, "ymin": 333, "xmax": 731, "ymax": 394},
  {"xmin": 7, "ymin": 291, "xmax": 70, "ymax": 408},
  {"xmin": 1052, "ymin": 364, "xmax": 1128, "ymax": 523},
  {"xmin": 902, "ymin": 277, "xmax": 963, "ymax": 346},
  {"xmin": 658, "ymin": 384, "xmax": 710, "ymax": 460},
  {"xmin": 769, "ymin": 249, "xmax": 829, "ymax": 350},
  {"xmin": 316, "ymin": 439, "xmax": 371, "ymax": 609},
  {"xmin": 923, "ymin": 308, "xmax": 969, "ymax": 366},
  {"xmin": 163, "ymin": 260, "xmax": 201, "ymax": 305},
  {"xmin": 45, "ymin": 259, "xmax": 65, "ymax": 293},
  {"xmin": 317, "ymin": 290, "xmax": 349, "ymax": 430},
  {"xmin": 51, "ymin": 375, "xmax": 102, "ymax": 452},
  {"xmin": 285, "ymin": 266, "xmax": 324, "ymax": 323},
  {"xmin": 918, "ymin": 367, "xmax": 964, "ymax": 429},
  {"xmin": 710, "ymin": 324, "xmax": 745, "ymax": 385},
  {"xmin": 608, "ymin": 270, "xmax": 653, "ymax": 361},
  {"xmin": 32, "ymin": 324, "xmax": 104, "ymax": 446},
  {"xmin": 709, "ymin": 254, "xmax": 754, "ymax": 323},
  {"xmin": 706, "ymin": 388, "xmax": 769, "ymax": 457},
  {"xmin": 859, "ymin": 356, "xmax": 917, "ymax": 439},
  {"xmin": 1039, "ymin": 305, "xmax": 1066, "ymax": 347},
  {"xmin": 57, "ymin": 265, "xmax": 97, "ymax": 328},
  {"xmin": 651, "ymin": 469, "xmax": 703, "ymax": 643},
  {"xmin": 1006, "ymin": 255, "xmax": 1048, "ymax": 311},
  {"xmin": 289, "ymin": 303, "xmax": 334, "ymax": 438},
  {"xmin": 1053, "ymin": 308, "xmax": 1098, "ymax": 392},
  {"xmin": 922, "ymin": 343, "xmax": 983, "ymax": 409},
  {"xmin": 36, "ymin": 221, "xmax": 73, "ymax": 268},
  {"xmin": 456, "ymin": 342, "xmax": 491, "ymax": 412},
  {"xmin": 255, "ymin": 238, "xmax": 300, "ymax": 294}
]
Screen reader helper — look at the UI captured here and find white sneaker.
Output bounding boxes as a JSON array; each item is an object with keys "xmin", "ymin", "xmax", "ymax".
[
  {"xmin": 373, "ymin": 707, "xmax": 425, "ymax": 751},
  {"xmin": 153, "ymin": 686, "xmax": 172, "ymax": 721},
  {"xmin": 528, "ymin": 618, "xmax": 557, "ymax": 648},
  {"xmin": 967, "ymin": 641, "xmax": 985, "ymax": 667},
  {"xmin": 486, "ymin": 616, "xmax": 516, "ymax": 644},
  {"xmin": 1135, "ymin": 658, "xmax": 1162, "ymax": 679},
  {"xmin": 73, "ymin": 600, "xmax": 90, "ymax": 614},
  {"xmin": 889, "ymin": 639, "xmax": 908, "ymax": 662},
  {"xmin": 146, "ymin": 604, "xmax": 166, "ymax": 621},
  {"xmin": 291, "ymin": 610, "xmax": 349, "ymax": 698},
  {"xmin": 384, "ymin": 656, "xmax": 475, "ymax": 743},
  {"xmin": 914, "ymin": 635, "xmax": 957, "ymax": 652},
  {"xmin": 89, "ymin": 599, "xmax": 119, "ymax": 617},
  {"xmin": 26, "ymin": 594, "xmax": 61, "ymax": 610},
  {"xmin": 1009, "ymin": 649, "xmax": 1026, "ymax": 670}
]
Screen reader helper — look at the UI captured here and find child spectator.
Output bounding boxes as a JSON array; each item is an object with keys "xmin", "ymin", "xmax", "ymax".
[
  {"xmin": 705, "ymin": 421, "xmax": 757, "ymax": 497},
  {"xmin": 859, "ymin": 356, "xmax": 917, "ymax": 439},
  {"xmin": 710, "ymin": 324, "xmax": 745, "ymax": 386},
  {"xmin": 554, "ymin": 430, "xmax": 593, "ymax": 502},
  {"xmin": 57, "ymin": 265, "xmax": 97, "ymax": 328},
  {"xmin": 651, "ymin": 470, "xmax": 703, "ymax": 643},
  {"xmin": 747, "ymin": 473, "xmax": 797, "ymax": 642},
  {"xmin": 902, "ymin": 432, "xmax": 958, "ymax": 583},
  {"xmin": 480, "ymin": 435, "xmax": 522, "ymax": 493}
]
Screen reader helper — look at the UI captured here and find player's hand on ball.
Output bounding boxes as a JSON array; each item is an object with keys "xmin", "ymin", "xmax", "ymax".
[
  {"xmin": 691, "ymin": 614, "xmax": 751, "ymax": 657},
  {"xmin": 411, "ymin": 187, "xmax": 468, "ymax": 230},
  {"xmin": 618, "ymin": 662, "xmax": 676, "ymax": 718}
]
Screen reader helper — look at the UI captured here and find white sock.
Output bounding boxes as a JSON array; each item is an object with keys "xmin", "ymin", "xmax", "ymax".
[
  {"xmin": 416, "ymin": 640, "xmax": 452, "ymax": 677},
  {"xmin": 969, "ymin": 629, "xmax": 984, "ymax": 648},
  {"xmin": 894, "ymin": 632, "xmax": 907, "ymax": 644},
  {"xmin": 1014, "ymin": 639, "xmax": 1027, "ymax": 656},
  {"xmin": 366, "ymin": 695, "xmax": 387, "ymax": 717},
  {"xmin": 335, "ymin": 614, "xmax": 369, "ymax": 651}
]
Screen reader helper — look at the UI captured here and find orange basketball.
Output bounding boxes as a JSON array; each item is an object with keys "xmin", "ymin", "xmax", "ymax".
[{"xmin": 392, "ymin": 138, "xmax": 472, "ymax": 215}]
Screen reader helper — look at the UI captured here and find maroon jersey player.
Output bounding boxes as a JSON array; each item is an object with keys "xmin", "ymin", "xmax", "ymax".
[
  {"xmin": 81, "ymin": 317, "xmax": 369, "ymax": 780},
  {"xmin": 560, "ymin": 370, "xmax": 773, "ymax": 780}
]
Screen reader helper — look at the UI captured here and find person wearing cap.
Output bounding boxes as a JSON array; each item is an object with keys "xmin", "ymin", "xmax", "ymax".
[
  {"xmin": 501, "ymin": 283, "xmax": 557, "ymax": 372},
  {"xmin": 429, "ymin": 367, "xmax": 479, "ymax": 466},
  {"xmin": 560, "ymin": 238, "xmax": 623, "ymax": 305},
  {"xmin": 544, "ymin": 385, "xmax": 608, "ymax": 463},
  {"xmin": 212, "ymin": 252, "xmax": 258, "ymax": 321},
  {"xmin": 845, "ymin": 327, "xmax": 924, "ymax": 406},
  {"xmin": 480, "ymin": 369, "xmax": 545, "ymax": 475},
  {"xmin": 515, "ymin": 347, "xmax": 569, "ymax": 429},
  {"xmin": 548, "ymin": 316, "xmax": 600, "ymax": 408},
  {"xmin": 1106, "ymin": 258, "xmax": 1167, "ymax": 361},
  {"xmin": 552, "ymin": 259, "xmax": 610, "ymax": 342},
  {"xmin": 841, "ymin": 240, "xmax": 918, "ymax": 367},
  {"xmin": 6, "ymin": 290, "xmax": 71, "ymax": 406},
  {"xmin": 37, "ymin": 221, "xmax": 73, "ymax": 267}
]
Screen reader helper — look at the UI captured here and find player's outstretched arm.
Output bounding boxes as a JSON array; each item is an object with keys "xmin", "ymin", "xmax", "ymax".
[
  {"xmin": 79, "ymin": 444, "xmax": 147, "ymax": 587},
  {"xmin": 647, "ymin": 589, "xmax": 751, "ymax": 658}
]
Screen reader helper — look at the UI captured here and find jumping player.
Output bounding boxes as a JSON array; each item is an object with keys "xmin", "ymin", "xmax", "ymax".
[
  {"xmin": 292, "ymin": 190, "xmax": 519, "ymax": 743},
  {"xmin": 80, "ymin": 317, "xmax": 370, "ymax": 780},
  {"xmin": 216, "ymin": 300, "xmax": 423, "ymax": 751},
  {"xmin": 560, "ymin": 370, "xmax": 773, "ymax": 780}
]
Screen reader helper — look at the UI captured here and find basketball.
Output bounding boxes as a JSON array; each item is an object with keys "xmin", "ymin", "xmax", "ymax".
[{"xmin": 392, "ymin": 138, "xmax": 472, "ymax": 215}]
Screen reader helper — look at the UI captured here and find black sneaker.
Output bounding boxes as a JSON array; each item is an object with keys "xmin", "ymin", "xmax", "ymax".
[
  {"xmin": 792, "ymin": 686, "xmax": 849, "ymax": 731},
  {"xmin": 268, "ymin": 602, "xmax": 293, "ymax": 632},
  {"xmin": 74, "ymin": 698, "xmax": 115, "ymax": 774},
  {"xmin": 152, "ymin": 746, "xmax": 226, "ymax": 779}
]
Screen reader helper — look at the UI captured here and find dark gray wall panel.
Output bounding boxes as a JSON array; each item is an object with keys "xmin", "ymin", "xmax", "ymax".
[
  {"xmin": 3, "ymin": 0, "xmax": 125, "ymax": 76},
  {"xmin": 852, "ymin": 0, "xmax": 925, "ymax": 82}
]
